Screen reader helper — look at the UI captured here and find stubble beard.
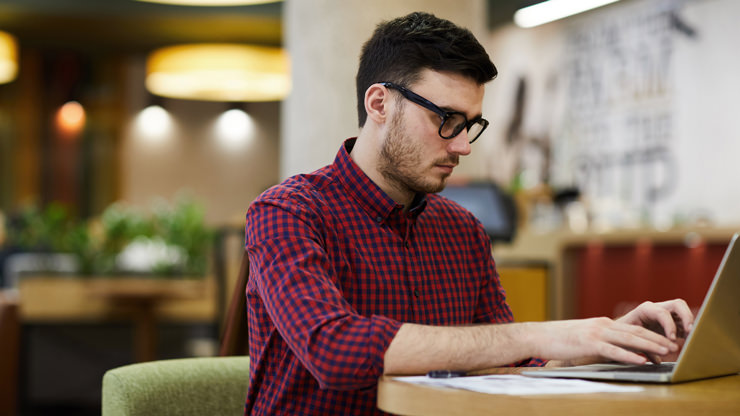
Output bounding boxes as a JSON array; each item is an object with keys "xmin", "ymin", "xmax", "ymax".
[{"xmin": 378, "ymin": 107, "xmax": 455, "ymax": 197}]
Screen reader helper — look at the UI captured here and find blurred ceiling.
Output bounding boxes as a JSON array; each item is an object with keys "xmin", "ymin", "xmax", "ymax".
[
  {"xmin": 0, "ymin": 0, "xmax": 538, "ymax": 52},
  {"xmin": 0, "ymin": 0, "xmax": 284, "ymax": 51}
]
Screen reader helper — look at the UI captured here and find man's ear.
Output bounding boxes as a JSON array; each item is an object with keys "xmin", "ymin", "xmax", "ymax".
[{"xmin": 364, "ymin": 84, "xmax": 391, "ymax": 124}]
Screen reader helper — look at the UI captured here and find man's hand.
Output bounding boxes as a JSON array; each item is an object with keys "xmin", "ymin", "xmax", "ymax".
[
  {"xmin": 616, "ymin": 299, "xmax": 694, "ymax": 340},
  {"xmin": 615, "ymin": 299, "xmax": 694, "ymax": 363},
  {"xmin": 533, "ymin": 316, "xmax": 680, "ymax": 367},
  {"xmin": 540, "ymin": 299, "xmax": 694, "ymax": 367}
]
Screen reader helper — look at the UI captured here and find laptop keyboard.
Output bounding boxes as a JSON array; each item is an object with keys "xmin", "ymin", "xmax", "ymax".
[{"xmin": 601, "ymin": 363, "xmax": 676, "ymax": 373}]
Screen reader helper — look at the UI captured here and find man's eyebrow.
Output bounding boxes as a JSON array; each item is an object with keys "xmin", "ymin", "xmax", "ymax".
[
  {"xmin": 438, "ymin": 104, "xmax": 470, "ymax": 114},
  {"xmin": 439, "ymin": 104, "xmax": 483, "ymax": 120}
]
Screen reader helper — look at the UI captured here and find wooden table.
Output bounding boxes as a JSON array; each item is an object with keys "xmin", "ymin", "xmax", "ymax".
[
  {"xmin": 18, "ymin": 276, "xmax": 216, "ymax": 362},
  {"xmin": 377, "ymin": 368, "xmax": 740, "ymax": 416},
  {"xmin": 86, "ymin": 278, "xmax": 206, "ymax": 362}
]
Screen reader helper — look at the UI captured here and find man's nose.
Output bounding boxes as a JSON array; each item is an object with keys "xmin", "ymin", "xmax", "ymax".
[{"xmin": 447, "ymin": 129, "xmax": 472, "ymax": 156}]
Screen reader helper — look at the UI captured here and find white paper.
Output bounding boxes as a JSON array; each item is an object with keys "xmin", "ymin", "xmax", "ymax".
[{"xmin": 394, "ymin": 374, "xmax": 644, "ymax": 395}]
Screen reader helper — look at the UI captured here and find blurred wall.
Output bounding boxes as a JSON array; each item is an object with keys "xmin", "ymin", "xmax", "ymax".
[
  {"xmin": 482, "ymin": 0, "xmax": 740, "ymax": 229},
  {"xmin": 281, "ymin": 0, "xmax": 487, "ymax": 180},
  {"xmin": 120, "ymin": 56, "xmax": 281, "ymax": 226}
]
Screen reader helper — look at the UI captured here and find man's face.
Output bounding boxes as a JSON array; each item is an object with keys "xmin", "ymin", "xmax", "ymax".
[{"xmin": 377, "ymin": 69, "xmax": 485, "ymax": 197}]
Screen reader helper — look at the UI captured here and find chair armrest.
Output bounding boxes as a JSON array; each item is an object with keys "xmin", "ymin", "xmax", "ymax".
[{"xmin": 102, "ymin": 356, "xmax": 249, "ymax": 416}]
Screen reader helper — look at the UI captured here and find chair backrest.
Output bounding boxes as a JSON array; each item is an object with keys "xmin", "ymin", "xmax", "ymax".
[
  {"xmin": 219, "ymin": 249, "xmax": 250, "ymax": 356},
  {"xmin": 102, "ymin": 356, "xmax": 250, "ymax": 416}
]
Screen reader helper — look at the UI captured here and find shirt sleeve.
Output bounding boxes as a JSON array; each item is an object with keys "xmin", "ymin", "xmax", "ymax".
[{"xmin": 246, "ymin": 193, "xmax": 403, "ymax": 390}]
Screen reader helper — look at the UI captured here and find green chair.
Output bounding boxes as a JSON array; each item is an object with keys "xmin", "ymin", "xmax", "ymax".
[{"xmin": 102, "ymin": 356, "xmax": 250, "ymax": 416}]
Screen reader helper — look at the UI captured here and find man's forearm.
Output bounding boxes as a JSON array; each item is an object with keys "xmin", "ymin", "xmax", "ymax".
[
  {"xmin": 384, "ymin": 313, "xmax": 686, "ymax": 375},
  {"xmin": 383, "ymin": 322, "xmax": 538, "ymax": 375}
]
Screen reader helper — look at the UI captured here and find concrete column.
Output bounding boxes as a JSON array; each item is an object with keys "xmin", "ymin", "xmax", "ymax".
[{"xmin": 282, "ymin": 0, "xmax": 487, "ymax": 179}]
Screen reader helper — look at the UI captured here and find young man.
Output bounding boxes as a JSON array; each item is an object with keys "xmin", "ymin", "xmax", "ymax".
[{"xmin": 243, "ymin": 12, "xmax": 693, "ymax": 415}]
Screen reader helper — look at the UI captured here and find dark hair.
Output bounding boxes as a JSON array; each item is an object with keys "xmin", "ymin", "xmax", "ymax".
[{"xmin": 355, "ymin": 12, "xmax": 497, "ymax": 127}]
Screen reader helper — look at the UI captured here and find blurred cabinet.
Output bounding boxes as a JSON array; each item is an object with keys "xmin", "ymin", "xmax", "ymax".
[
  {"xmin": 560, "ymin": 231, "xmax": 735, "ymax": 319},
  {"xmin": 494, "ymin": 227, "xmax": 738, "ymax": 321},
  {"xmin": 497, "ymin": 263, "xmax": 549, "ymax": 322}
]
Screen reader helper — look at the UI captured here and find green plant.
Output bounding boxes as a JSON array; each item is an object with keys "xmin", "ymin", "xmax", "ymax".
[
  {"xmin": 150, "ymin": 195, "xmax": 213, "ymax": 276},
  {"xmin": 3, "ymin": 197, "xmax": 213, "ymax": 278},
  {"xmin": 7, "ymin": 202, "xmax": 76, "ymax": 252},
  {"xmin": 93, "ymin": 203, "xmax": 155, "ymax": 274}
]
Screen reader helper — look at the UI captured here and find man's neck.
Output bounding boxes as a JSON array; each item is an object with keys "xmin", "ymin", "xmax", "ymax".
[{"xmin": 350, "ymin": 132, "xmax": 414, "ymax": 208}]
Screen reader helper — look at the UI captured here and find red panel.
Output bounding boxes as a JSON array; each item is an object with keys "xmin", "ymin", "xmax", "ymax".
[{"xmin": 574, "ymin": 239, "xmax": 730, "ymax": 319}]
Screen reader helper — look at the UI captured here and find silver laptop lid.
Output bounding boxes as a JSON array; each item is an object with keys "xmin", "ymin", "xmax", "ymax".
[{"xmin": 671, "ymin": 233, "xmax": 740, "ymax": 382}]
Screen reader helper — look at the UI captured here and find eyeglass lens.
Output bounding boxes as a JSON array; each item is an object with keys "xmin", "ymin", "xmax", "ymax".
[{"xmin": 441, "ymin": 114, "xmax": 486, "ymax": 142}]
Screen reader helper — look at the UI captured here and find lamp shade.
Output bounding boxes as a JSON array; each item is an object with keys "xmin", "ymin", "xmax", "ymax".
[
  {"xmin": 0, "ymin": 31, "xmax": 18, "ymax": 85},
  {"xmin": 136, "ymin": 0, "xmax": 279, "ymax": 4},
  {"xmin": 145, "ymin": 44, "xmax": 290, "ymax": 102}
]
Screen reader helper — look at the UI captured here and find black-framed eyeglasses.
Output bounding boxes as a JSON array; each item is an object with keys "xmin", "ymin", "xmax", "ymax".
[{"xmin": 380, "ymin": 82, "xmax": 489, "ymax": 144}]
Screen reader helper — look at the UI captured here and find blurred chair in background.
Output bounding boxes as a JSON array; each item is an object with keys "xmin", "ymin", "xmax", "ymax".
[{"xmin": 219, "ymin": 249, "xmax": 250, "ymax": 357}]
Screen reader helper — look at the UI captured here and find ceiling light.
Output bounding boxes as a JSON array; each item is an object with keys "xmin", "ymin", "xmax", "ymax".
[
  {"xmin": 514, "ymin": 0, "xmax": 621, "ymax": 28},
  {"xmin": 0, "ymin": 31, "xmax": 18, "ymax": 84},
  {"xmin": 215, "ymin": 107, "xmax": 255, "ymax": 151},
  {"xmin": 146, "ymin": 44, "xmax": 290, "ymax": 102},
  {"xmin": 136, "ymin": 0, "xmax": 280, "ymax": 6},
  {"xmin": 136, "ymin": 104, "xmax": 173, "ymax": 140},
  {"xmin": 56, "ymin": 101, "xmax": 86, "ymax": 138}
]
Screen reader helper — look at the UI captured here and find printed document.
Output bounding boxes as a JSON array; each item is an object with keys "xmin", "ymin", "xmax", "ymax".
[{"xmin": 394, "ymin": 374, "xmax": 644, "ymax": 395}]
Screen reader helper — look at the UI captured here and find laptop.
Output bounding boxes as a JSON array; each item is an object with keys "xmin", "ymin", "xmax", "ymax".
[{"xmin": 523, "ymin": 232, "xmax": 740, "ymax": 383}]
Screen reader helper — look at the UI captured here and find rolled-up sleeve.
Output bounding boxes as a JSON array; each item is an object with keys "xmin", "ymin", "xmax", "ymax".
[{"xmin": 246, "ymin": 196, "xmax": 403, "ymax": 390}]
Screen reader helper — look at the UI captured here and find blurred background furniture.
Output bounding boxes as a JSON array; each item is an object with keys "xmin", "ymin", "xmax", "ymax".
[
  {"xmin": 560, "ymin": 230, "xmax": 736, "ymax": 319},
  {"xmin": 494, "ymin": 227, "xmax": 738, "ymax": 321},
  {"xmin": 17, "ymin": 275, "xmax": 219, "ymax": 415},
  {"xmin": 10, "ymin": 225, "xmax": 247, "ymax": 415},
  {"xmin": 101, "ymin": 356, "xmax": 250, "ymax": 416},
  {"xmin": 497, "ymin": 261, "xmax": 549, "ymax": 322},
  {"xmin": 99, "ymin": 244, "xmax": 252, "ymax": 416},
  {"xmin": 219, "ymin": 249, "xmax": 250, "ymax": 357},
  {"xmin": 0, "ymin": 289, "xmax": 20, "ymax": 416},
  {"xmin": 87, "ymin": 278, "xmax": 208, "ymax": 363}
]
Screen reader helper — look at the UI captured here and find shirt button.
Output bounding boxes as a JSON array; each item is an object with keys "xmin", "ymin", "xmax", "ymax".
[
  {"xmin": 375, "ymin": 216, "xmax": 383, "ymax": 223},
  {"xmin": 413, "ymin": 289, "xmax": 421, "ymax": 298},
  {"xmin": 404, "ymin": 241, "xmax": 410, "ymax": 249}
]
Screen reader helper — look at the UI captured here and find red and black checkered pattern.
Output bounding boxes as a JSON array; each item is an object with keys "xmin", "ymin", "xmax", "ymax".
[{"xmin": 243, "ymin": 138, "xmax": 543, "ymax": 415}]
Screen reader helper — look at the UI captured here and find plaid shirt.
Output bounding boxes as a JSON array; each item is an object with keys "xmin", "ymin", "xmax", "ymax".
[{"xmin": 244, "ymin": 138, "xmax": 543, "ymax": 415}]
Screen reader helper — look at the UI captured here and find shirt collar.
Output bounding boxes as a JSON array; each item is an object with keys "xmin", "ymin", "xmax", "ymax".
[{"xmin": 334, "ymin": 138, "xmax": 427, "ymax": 223}]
